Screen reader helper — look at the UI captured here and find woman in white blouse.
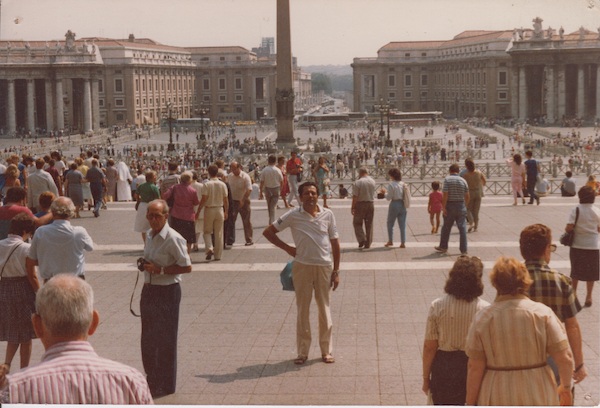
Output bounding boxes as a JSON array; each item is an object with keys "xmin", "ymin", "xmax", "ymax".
[
  {"xmin": 565, "ymin": 185, "xmax": 600, "ymax": 307},
  {"xmin": 0, "ymin": 213, "xmax": 37, "ymax": 374}
]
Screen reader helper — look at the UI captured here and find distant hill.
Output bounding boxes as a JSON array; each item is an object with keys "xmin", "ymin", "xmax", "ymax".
[
  {"xmin": 302, "ymin": 65, "xmax": 353, "ymax": 93},
  {"xmin": 301, "ymin": 65, "xmax": 352, "ymax": 76}
]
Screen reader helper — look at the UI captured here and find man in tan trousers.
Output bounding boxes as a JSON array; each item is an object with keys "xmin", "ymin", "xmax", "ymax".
[
  {"xmin": 197, "ymin": 165, "xmax": 228, "ymax": 261},
  {"xmin": 263, "ymin": 181, "xmax": 341, "ymax": 365}
]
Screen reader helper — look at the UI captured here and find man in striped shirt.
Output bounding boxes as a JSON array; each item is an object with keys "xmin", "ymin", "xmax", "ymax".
[
  {"xmin": 0, "ymin": 274, "xmax": 153, "ymax": 404},
  {"xmin": 435, "ymin": 163, "xmax": 470, "ymax": 255}
]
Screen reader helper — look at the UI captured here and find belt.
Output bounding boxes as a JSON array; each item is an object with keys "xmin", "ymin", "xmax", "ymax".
[
  {"xmin": 206, "ymin": 206, "xmax": 222, "ymax": 208},
  {"xmin": 486, "ymin": 362, "xmax": 547, "ymax": 371}
]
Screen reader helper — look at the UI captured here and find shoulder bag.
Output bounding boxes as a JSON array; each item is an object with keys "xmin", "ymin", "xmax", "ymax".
[
  {"xmin": 280, "ymin": 260, "xmax": 294, "ymax": 291},
  {"xmin": 559, "ymin": 207, "xmax": 579, "ymax": 246}
]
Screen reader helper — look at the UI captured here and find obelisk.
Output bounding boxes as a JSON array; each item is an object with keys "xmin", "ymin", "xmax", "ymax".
[{"xmin": 275, "ymin": 0, "xmax": 295, "ymax": 144}]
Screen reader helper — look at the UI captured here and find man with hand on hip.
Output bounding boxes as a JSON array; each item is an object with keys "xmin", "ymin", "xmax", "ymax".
[{"xmin": 263, "ymin": 181, "xmax": 341, "ymax": 365}]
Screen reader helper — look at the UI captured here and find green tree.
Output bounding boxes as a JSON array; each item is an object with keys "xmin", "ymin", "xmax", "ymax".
[{"xmin": 312, "ymin": 73, "xmax": 333, "ymax": 95}]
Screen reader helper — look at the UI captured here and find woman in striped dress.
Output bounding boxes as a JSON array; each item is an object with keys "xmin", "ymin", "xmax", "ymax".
[
  {"xmin": 465, "ymin": 256, "xmax": 574, "ymax": 406},
  {"xmin": 422, "ymin": 256, "xmax": 489, "ymax": 405},
  {"xmin": 0, "ymin": 214, "xmax": 37, "ymax": 374}
]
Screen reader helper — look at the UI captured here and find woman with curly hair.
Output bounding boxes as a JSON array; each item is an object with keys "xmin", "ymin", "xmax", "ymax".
[{"xmin": 422, "ymin": 256, "xmax": 489, "ymax": 405}]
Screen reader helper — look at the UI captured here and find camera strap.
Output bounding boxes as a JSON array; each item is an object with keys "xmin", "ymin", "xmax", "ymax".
[{"xmin": 129, "ymin": 270, "xmax": 141, "ymax": 317}]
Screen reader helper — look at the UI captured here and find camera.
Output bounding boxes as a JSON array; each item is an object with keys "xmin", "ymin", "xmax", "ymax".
[{"xmin": 137, "ymin": 257, "xmax": 147, "ymax": 272}]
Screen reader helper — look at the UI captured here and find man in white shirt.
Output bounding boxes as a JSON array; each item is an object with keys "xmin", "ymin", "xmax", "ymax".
[
  {"xmin": 26, "ymin": 197, "xmax": 93, "ymax": 283},
  {"xmin": 351, "ymin": 168, "xmax": 376, "ymax": 249},
  {"xmin": 228, "ymin": 162, "xmax": 253, "ymax": 246},
  {"xmin": 26, "ymin": 158, "xmax": 59, "ymax": 212},
  {"xmin": 259, "ymin": 155, "xmax": 283, "ymax": 224},
  {"xmin": 263, "ymin": 181, "xmax": 340, "ymax": 365}
]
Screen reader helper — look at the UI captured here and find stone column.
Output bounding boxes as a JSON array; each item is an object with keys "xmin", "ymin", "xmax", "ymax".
[
  {"xmin": 557, "ymin": 65, "xmax": 566, "ymax": 121},
  {"xmin": 518, "ymin": 66, "xmax": 527, "ymax": 120},
  {"xmin": 545, "ymin": 65, "xmax": 555, "ymax": 124},
  {"xmin": 596, "ymin": 64, "xmax": 600, "ymax": 121},
  {"xmin": 91, "ymin": 78, "xmax": 100, "ymax": 130},
  {"xmin": 83, "ymin": 78, "xmax": 92, "ymax": 133},
  {"xmin": 577, "ymin": 65, "xmax": 585, "ymax": 118},
  {"xmin": 55, "ymin": 79, "xmax": 65, "ymax": 130},
  {"xmin": 275, "ymin": 0, "xmax": 295, "ymax": 144},
  {"xmin": 27, "ymin": 79, "xmax": 35, "ymax": 132},
  {"xmin": 6, "ymin": 80, "xmax": 16, "ymax": 134},
  {"xmin": 45, "ymin": 79, "xmax": 54, "ymax": 131},
  {"xmin": 510, "ymin": 67, "xmax": 519, "ymax": 119}
]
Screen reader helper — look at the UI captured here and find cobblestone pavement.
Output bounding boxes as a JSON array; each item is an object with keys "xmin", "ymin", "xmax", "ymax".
[{"xmin": 1, "ymin": 194, "xmax": 597, "ymax": 405}]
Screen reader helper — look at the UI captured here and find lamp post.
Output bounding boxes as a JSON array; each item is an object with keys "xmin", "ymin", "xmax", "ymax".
[
  {"xmin": 164, "ymin": 102, "xmax": 176, "ymax": 154},
  {"xmin": 375, "ymin": 98, "xmax": 391, "ymax": 146},
  {"xmin": 195, "ymin": 104, "xmax": 209, "ymax": 141}
]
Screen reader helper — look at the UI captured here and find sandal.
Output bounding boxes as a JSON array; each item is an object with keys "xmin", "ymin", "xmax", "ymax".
[
  {"xmin": 321, "ymin": 354, "xmax": 335, "ymax": 364},
  {"xmin": 294, "ymin": 356, "xmax": 307, "ymax": 365}
]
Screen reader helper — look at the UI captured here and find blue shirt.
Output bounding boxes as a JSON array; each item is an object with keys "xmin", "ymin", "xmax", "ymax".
[
  {"xmin": 442, "ymin": 174, "xmax": 468, "ymax": 202},
  {"xmin": 525, "ymin": 158, "xmax": 539, "ymax": 179},
  {"xmin": 28, "ymin": 219, "xmax": 93, "ymax": 279}
]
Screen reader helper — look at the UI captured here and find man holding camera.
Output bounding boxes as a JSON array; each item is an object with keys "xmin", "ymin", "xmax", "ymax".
[{"xmin": 139, "ymin": 199, "xmax": 192, "ymax": 398}]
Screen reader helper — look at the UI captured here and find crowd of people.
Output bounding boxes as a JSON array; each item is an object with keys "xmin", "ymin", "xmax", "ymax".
[{"xmin": 0, "ymin": 121, "xmax": 596, "ymax": 405}]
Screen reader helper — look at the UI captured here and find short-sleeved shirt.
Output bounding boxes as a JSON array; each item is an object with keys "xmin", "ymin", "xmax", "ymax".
[
  {"xmin": 525, "ymin": 158, "xmax": 539, "ymax": 179},
  {"xmin": 136, "ymin": 182, "xmax": 160, "ymax": 203},
  {"xmin": 425, "ymin": 294, "xmax": 490, "ymax": 351},
  {"xmin": 202, "ymin": 177, "xmax": 228, "ymax": 207},
  {"xmin": 442, "ymin": 174, "xmax": 469, "ymax": 202},
  {"xmin": 526, "ymin": 260, "xmax": 582, "ymax": 322},
  {"xmin": 561, "ymin": 177, "xmax": 577, "ymax": 195},
  {"xmin": 261, "ymin": 165, "xmax": 283, "ymax": 189},
  {"xmin": 85, "ymin": 166, "xmax": 105, "ymax": 184},
  {"xmin": 163, "ymin": 184, "xmax": 200, "ymax": 221},
  {"xmin": 143, "ymin": 222, "xmax": 191, "ymax": 285},
  {"xmin": 353, "ymin": 176, "xmax": 376, "ymax": 202},
  {"xmin": 569, "ymin": 203, "xmax": 600, "ymax": 249},
  {"xmin": 0, "ymin": 205, "xmax": 34, "ymax": 221},
  {"xmin": 28, "ymin": 220, "xmax": 94, "ymax": 279},
  {"xmin": 229, "ymin": 171, "xmax": 252, "ymax": 201},
  {"xmin": 0, "ymin": 235, "xmax": 30, "ymax": 278},
  {"xmin": 273, "ymin": 205, "xmax": 338, "ymax": 266}
]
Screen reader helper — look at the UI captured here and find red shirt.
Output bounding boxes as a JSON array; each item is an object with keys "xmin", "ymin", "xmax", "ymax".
[
  {"xmin": 286, "ymin": 157, "xmax": 302, "ymax": 175},
  {"xmin": 0, "ymin": 204, "xmax": 34, "ymax": 221}
]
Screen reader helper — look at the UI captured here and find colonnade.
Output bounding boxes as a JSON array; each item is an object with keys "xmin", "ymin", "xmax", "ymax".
[
  {"xmin": 513, "ymin": 63, "xmax": 600, "ymax": 123},
  {"xmin": 3, "ymin": 76, "xmax": 100, "ymax": 135}
]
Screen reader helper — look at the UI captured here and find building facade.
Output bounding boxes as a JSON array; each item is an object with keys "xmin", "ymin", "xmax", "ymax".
[
  {"xmin": 0, "ymin": 31, "xmax": 313, "ymax": 135},
  {"xmin": 352, "ymin": 18, "xmax": 600, "ymax": 124}
]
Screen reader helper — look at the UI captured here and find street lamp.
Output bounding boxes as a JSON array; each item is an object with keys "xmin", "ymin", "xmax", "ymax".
[
  {"xmin": 195, "ymin": 104, "xmax": 209, "ymax": 141},
  {"xmin": 164, "ymin": 102, "xmax": 177, "ymax": 154},
  {"xmin": 375, "ymin": 98, "xmax": 392, "ymax": 146}
]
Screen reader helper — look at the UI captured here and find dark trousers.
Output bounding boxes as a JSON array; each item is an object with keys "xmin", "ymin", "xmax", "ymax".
[
  {"xmin": 141, "ymin": 283, "xmax": 181, "ymax": 397},
  {"xmin": 90, "ymin": 182, "xmax": 103, "ymax": 213},
  {"xmin": 352, "ymin": 201, "xmax": 374, "ymax": 247},
  {"xmin": 229, "ymin": 199, "xmax": 253, "ymax": 244},
  {"xmin": 527, "ymin": 178, "xmax": 538, "ymax": 203}
]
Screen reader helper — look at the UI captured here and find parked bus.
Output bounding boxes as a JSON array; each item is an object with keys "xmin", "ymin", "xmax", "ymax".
[
  {"xmin": 368, "ymin": 111, "xmax": 442, "ymax": 126},
  {"xmin": 160, "ymin": 117, "xmax": 211, "ymax": 132},
  {"xmin": 298, "ymin": 113, "xmax": 349, "ymax": 128}
]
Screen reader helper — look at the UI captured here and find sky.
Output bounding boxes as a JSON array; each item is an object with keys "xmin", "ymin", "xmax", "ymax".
[{"xmin": 1, "ymin": 0, "xmax": 599, "ymax": 66}]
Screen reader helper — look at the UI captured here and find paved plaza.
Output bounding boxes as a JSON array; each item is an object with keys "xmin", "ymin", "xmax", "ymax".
[
  {"xmin": 1, "ymin": 194, "xmax": 598, "ymax": 405},
  {"xmin": 0, "ymin": 126, "xmax": 599, "ymax": 405}
]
